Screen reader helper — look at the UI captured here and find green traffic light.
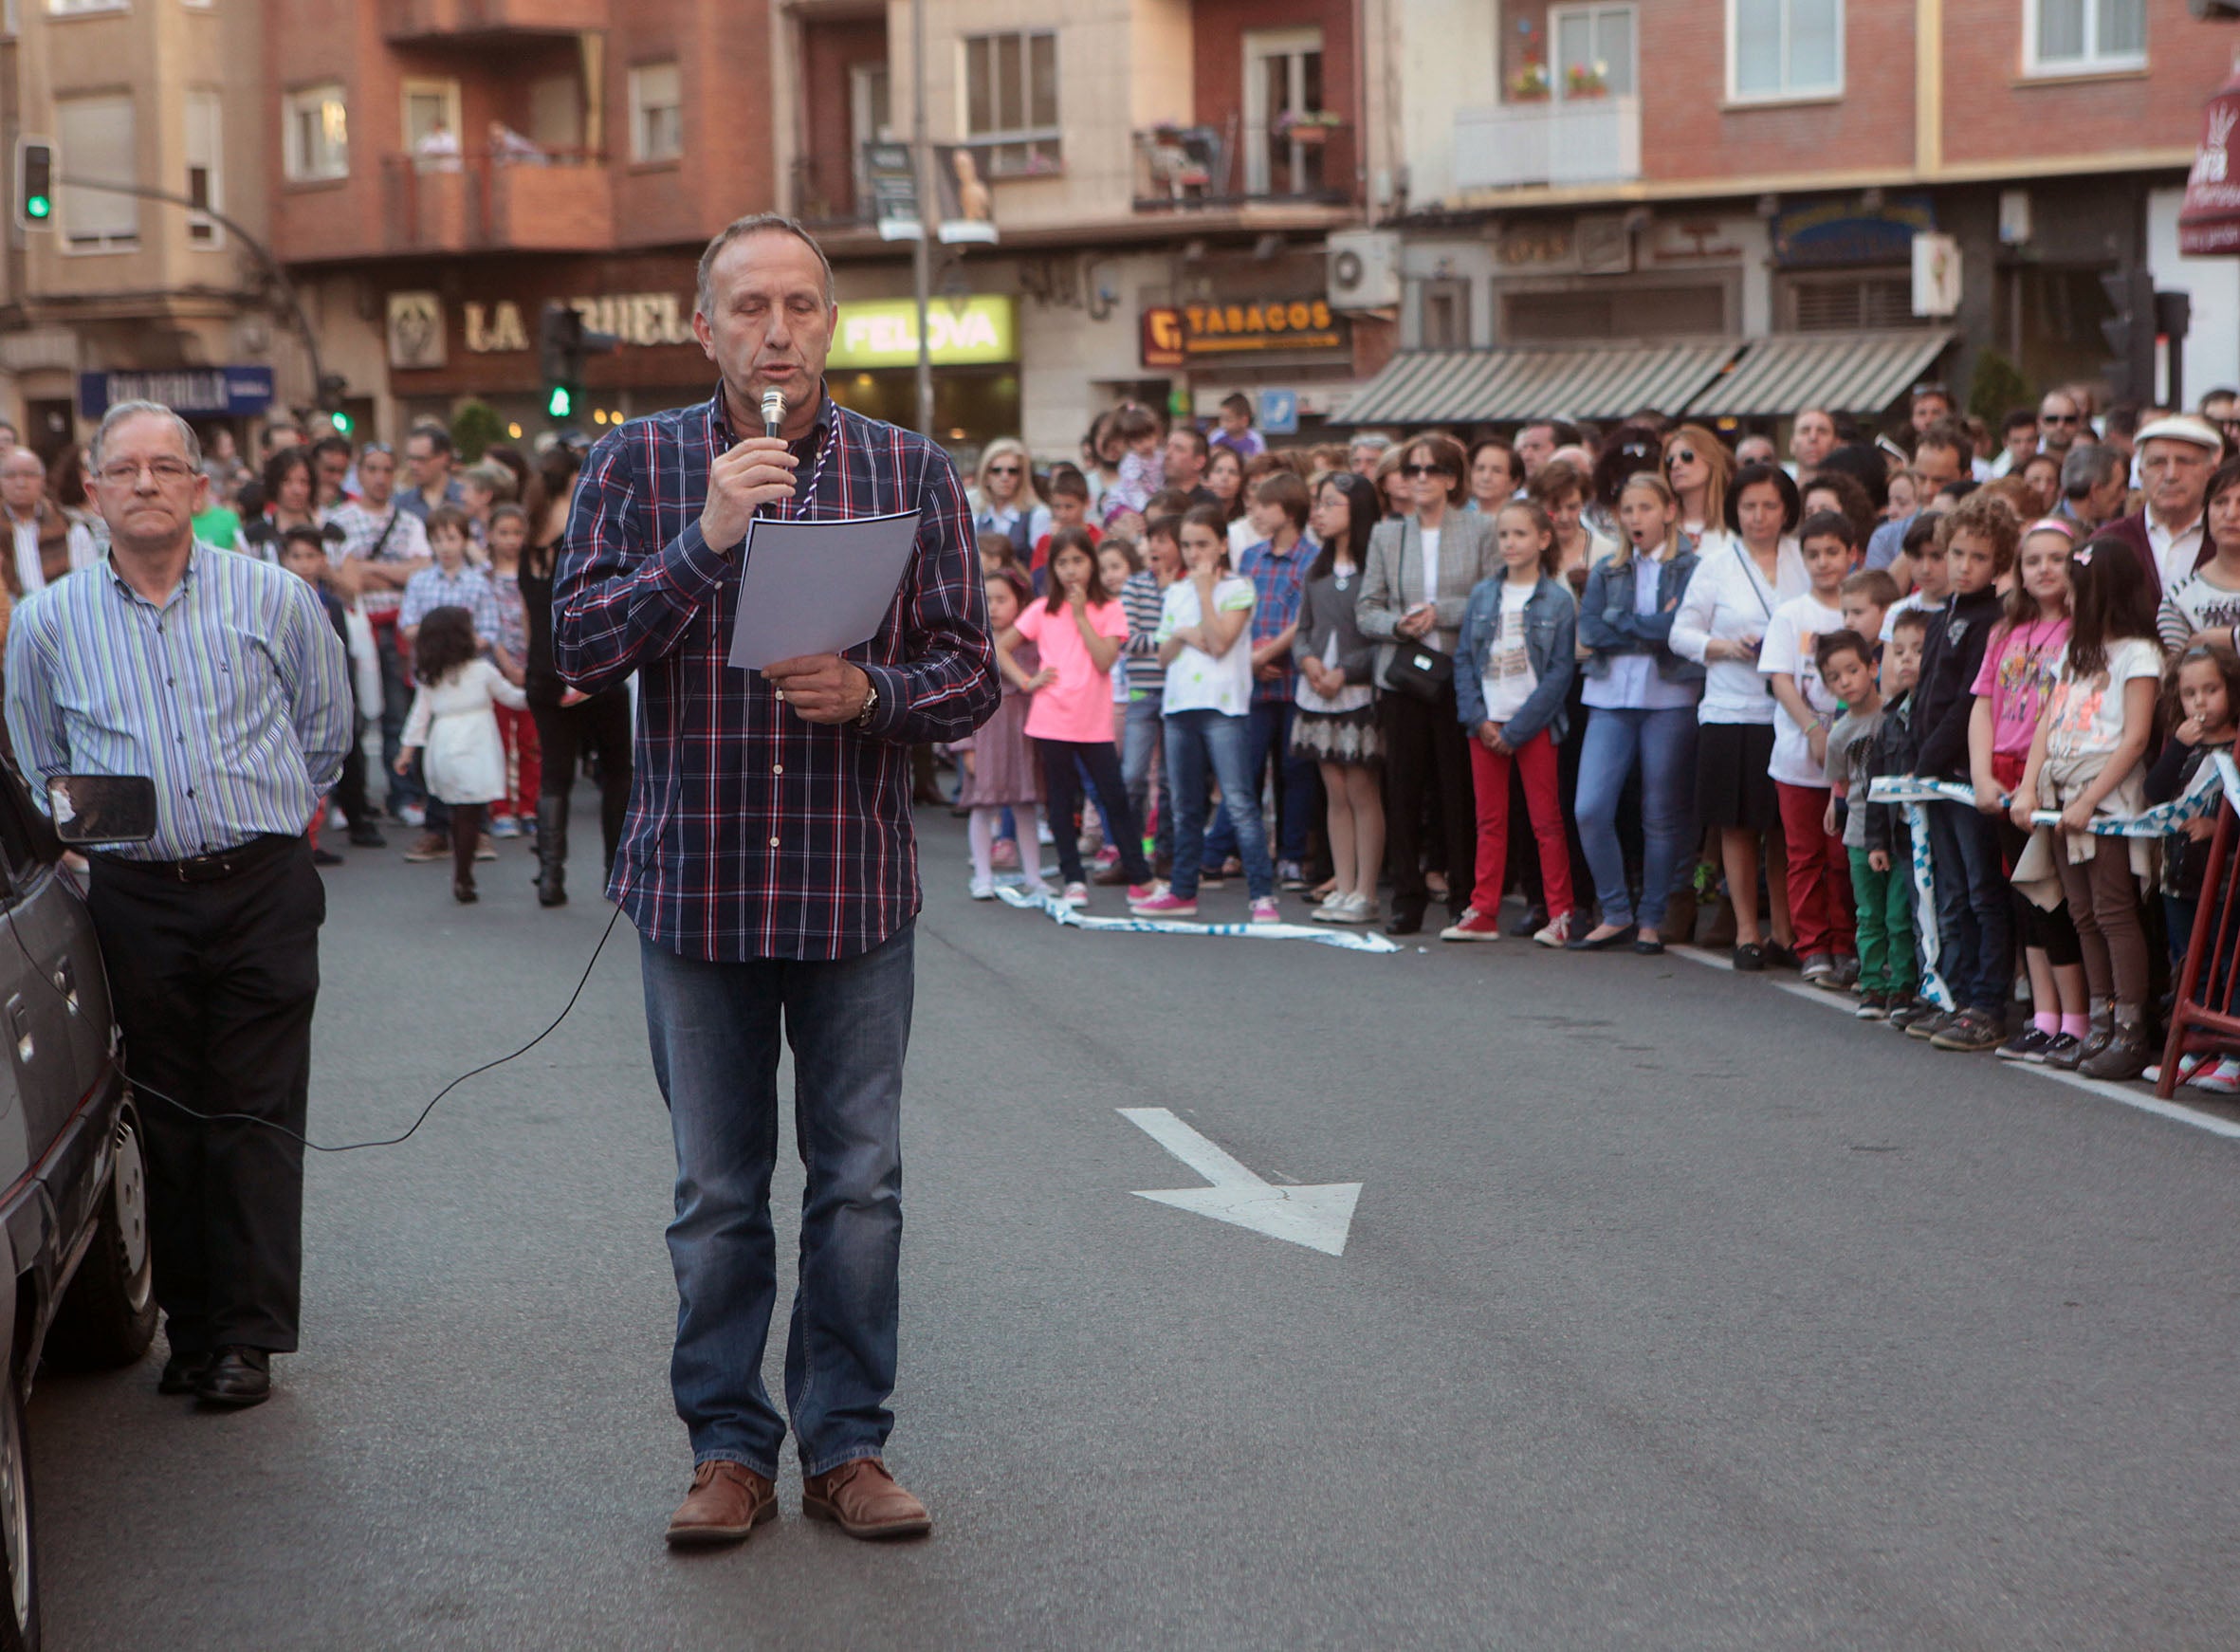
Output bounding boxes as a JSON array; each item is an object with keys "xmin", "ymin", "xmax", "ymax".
[
  {"xmin": 330, "ymin": 410, "xmax": 353, "ymax": 434},
  {"xmin": 547, "ymin": 385, "xmax": 572, "ymax": 419},
  {"xmin": 24, "ymin": 195, "xmax": 47, "ymax": 220}
]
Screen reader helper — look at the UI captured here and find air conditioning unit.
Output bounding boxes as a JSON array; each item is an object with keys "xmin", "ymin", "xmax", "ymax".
[{"xmin": 1328, "ymin": 229, "xmax": 1402, "ymax": 311}]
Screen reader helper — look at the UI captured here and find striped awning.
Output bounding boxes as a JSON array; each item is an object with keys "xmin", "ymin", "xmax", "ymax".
[
  {"xmin": 1686, "ymin": 330, "xmax": 1955, "ymax": 418},
  {"xmin": 1341, "ymin": 340, "xmax": 1740, "ymax": 426}
]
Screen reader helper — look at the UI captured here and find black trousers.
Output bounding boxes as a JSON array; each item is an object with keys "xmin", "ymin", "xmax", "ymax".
[
  {"xmin": 530, "ymin": 688, "xmax": 633, "ymax": 870},
  {"xmin": 1036, "ymin": 737, "xmax": 1150, "ymax": 885},
  {"xmin": 1381, "ymin": 685, "xmax": 1475, "ymax": 918},
  {"xmin": 86, "ymin": 837, "xmax": 323, "ymax": 1355},
  {"xmin": 333, "ymin": 706, "xmax": 375, "ymax": 832}
]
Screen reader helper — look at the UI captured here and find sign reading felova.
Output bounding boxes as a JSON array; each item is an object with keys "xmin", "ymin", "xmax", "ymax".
[
  {"xmin": 826, "ymin": 298, "xmax": 1019, "ymax": 369},
  {"xmin": 1140, "ymin": 299, "xmax": 1348, "ymax": 368}
]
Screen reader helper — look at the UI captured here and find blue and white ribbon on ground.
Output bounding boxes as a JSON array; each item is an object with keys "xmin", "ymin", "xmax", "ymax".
[{"xmin": 995, "ymin": 885, "xmax": 1402, "ymax": 953}]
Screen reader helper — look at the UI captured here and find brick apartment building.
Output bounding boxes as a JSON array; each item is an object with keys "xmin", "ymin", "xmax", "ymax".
[{"xmin": 1347, "ymin": 0, "xmax": 2240, "ymax": 436}]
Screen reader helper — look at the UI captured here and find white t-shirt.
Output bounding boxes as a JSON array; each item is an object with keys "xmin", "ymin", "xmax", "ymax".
[
  {"xmin": 2045, "ymin": 636, "xmax": 2162, "ymax": 762},
  {"xmin": 1157, "ymin": 576, "xmax": 1257, "ymax": 716},
  {"xmin": 1759, "ymin": 591, "xmax": 1845, "ymax": 786},
  {"xmin": 1419, "ymin": 525, "xmax": 1442, "ymax": 608},
  {"xmin": 1881, "ymin": 588, "xmax": 1937, "ymax": 643},
  {"xmin": 1481, "ymin": 581, "xmax": 1537, "ymax": 722}
]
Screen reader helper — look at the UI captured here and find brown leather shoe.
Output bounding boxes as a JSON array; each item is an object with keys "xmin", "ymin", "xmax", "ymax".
[
  {"xmin": 664, "ymin": 1460, "xmax": 777, "ymax": 1547},
  {"xmin": 800, "ymin": 1458, "xmax": 930, "ymax": 1539}
]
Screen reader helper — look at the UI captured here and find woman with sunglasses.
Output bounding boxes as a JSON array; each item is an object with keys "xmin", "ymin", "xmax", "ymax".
[
  {"xmin": 1356, "ymin": 433, "xmax": 1495, "ymax": 934},
  {"xmin": 1662, "ymin": 425, "xmax": 1737, "ymax": 557},
  {"xmin": 972, "ymin": 438, "xmax": 1050, "ymax": 566}
]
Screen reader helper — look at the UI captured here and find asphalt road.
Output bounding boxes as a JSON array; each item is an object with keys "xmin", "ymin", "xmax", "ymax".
[{"xmin": 26, "ymin": 794, "xmax": 2240, "ymax": 1649}]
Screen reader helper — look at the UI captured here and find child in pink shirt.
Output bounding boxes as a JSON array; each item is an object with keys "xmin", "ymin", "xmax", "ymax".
[{"xmin": 1001, "ymin": 527, "xmax": 1155, "ymax": 907}]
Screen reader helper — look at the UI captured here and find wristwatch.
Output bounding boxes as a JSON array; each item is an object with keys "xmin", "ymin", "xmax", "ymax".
[{"xmin": 854, "ymin": 674, "xmax": 880, "ymax": 729}]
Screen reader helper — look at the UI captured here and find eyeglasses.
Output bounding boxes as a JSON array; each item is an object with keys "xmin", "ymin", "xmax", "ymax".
[
  {"xmin": 359, "ymin": 442, "xmax": 395, "ymax": 456},
  {"xmin": 1664, "ymin": 450, "xmax": 1698, "ymax": 467},
  {"xmin": 95, "ymin": 459, "xmax": 197, "ymax": 487},
  {"xmin": 987, "ymin": 465, "xmax": 1021, "ymax": 476},
  {"xmin": 2041, "ymin": 413, "xmax": 2080, "ymax": 425},
  {"xmin": 1400, "ymin": 463, "xmax": 1452, "ymax": 479}
]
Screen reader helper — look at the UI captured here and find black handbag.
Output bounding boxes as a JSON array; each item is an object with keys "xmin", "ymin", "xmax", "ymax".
[{"xmin": 1384, "ymin": 638, "xmax": 1455, "ymax": 702}]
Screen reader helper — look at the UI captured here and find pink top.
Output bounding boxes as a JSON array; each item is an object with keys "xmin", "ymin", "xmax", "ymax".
[
  {"xmin": 1015, "ymin": 597, "xmax": 1129, "ymax": 743},
  {"xmin": 1971, "ymin": 615, "xmax": 2070, "ymax": 758}
]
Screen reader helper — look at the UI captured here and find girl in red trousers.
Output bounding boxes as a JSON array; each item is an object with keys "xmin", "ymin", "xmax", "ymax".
[{"xmin": 1444, "ymin": 502, "xmax": 1580, "ymax": 945}]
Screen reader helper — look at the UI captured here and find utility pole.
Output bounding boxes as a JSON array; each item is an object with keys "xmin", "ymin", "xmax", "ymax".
[{"xmin": 910, "ymin": 0, "xmax": 935, "ymax": 437}]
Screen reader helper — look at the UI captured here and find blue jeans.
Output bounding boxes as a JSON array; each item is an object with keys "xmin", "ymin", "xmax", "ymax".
[
  {"xmin": 1927, "ymin": 800, "xmax": 2013, "ymax": 1012},
  {"xmin": 376, "ymin": 624, "xmax": 423, "ymax": 814},
  {"xmin": 1122, "ymin": 693, "xmax": 1172, "ymax": 863},
  {"xmin": 1164, "ymin": 708, "xmax": 1276, "ymax": 900},
  {"xmin": 1203, "ymin": 700, "xmax": 1315, "ymax": 865},
  {"xmin": 1575, "ymin": 706, "xmax": 1698, "ymax": 931},
  {"xmin": 639, "ymin": 924, "xmax": 914, "ymax": 1478}
]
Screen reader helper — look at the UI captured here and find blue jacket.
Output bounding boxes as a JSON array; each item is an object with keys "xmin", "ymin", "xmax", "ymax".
[
  {"xmin": 1577, "ymin": 544, "xmax": 1706, "ymax": 685},
  {"xmin": 1454, "ymin": 575, "xmax": 1576, "ymax": 747}
]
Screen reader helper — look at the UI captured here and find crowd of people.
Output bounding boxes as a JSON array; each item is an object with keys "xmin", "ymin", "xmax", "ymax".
[{"xmin": 955, "ymin": 382, "xmax": 2240, "ymax": 1094}]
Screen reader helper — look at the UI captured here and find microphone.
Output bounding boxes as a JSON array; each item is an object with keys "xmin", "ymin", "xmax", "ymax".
[{"xmin": 761, "ymin": 389, "xmax": 786, "ymax": 441}]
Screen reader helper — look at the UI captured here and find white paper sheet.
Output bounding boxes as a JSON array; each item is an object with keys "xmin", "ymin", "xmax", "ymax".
[{"xmin": 725, "ymin": 508, "xmax": 922, "ymax": 670}]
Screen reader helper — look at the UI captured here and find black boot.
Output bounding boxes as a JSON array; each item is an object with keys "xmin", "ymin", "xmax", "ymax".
[{"xmin": 536, "ymin": 795, "xmax": 568, "ymax": 908}]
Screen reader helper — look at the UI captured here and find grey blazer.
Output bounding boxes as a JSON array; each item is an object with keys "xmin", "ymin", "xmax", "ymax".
[{"xmin": 1355, "ymin": 510, "xmax": 1497, "ymax": 686}]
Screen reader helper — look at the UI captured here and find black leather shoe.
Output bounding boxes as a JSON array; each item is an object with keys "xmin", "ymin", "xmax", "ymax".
[
  {"xmin": 1566, "ymin": 925, "xmax": 1639, "ymax": 952},
  {"xmin": 1508, "ymin": 906, "xmax": 1548, "ymax": 938},
  {"xmin": 158, "ymin": 1351, "xmax": 209, "ymax": 1395},
  {"xmin": 348, "ymin": 824, "xmax": 389, "ymax": 849},
  {"xmin": 195, "ymin": 1346, "xmax": 271, "ymax": 1407},
  {"xmin": 1632, "ymin": 935, "xmax": 1666, "ymax": 955},
  {"xmin": 1385, "ymin": 906, "xmax": 1424, "ymax": 936}
]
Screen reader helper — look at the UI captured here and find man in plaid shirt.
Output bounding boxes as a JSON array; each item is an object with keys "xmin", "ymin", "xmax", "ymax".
[{"xmin": 553, "ymin": 215, "xmax": 996, "ymax": 1549}]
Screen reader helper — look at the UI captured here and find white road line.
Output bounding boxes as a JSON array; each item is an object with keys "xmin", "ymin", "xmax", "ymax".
[
  {"xmin": 1118, "ymin": 1107, "xmax": 1362, "ymax": 1256},
  {"xmin": 1664, "ymin": 946, "xmax": 2240, "ymax": 1141}
]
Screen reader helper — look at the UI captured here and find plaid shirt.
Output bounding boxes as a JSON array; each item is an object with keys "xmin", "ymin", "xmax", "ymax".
[
  {"xmin": 398, "ymin": 561, "xmax": 501, "ymax": 644},
  {"xmin": 1234, "ymin": 536, "xmax": 1315, "ymax": 705},
  {"xmin": 554, "ymin": 384, "xmax": 998, "ymax": 963}
]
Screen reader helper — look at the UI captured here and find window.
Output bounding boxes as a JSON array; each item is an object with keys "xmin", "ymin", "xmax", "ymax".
[
  {"xmin": 1783, "ymin": 272, "xmax": 1913, "ymax": 331},
  {"xmin": 2026, "ymin": 0, "xmax": 2143, "ymax": 73},
  {"xmin": 629, "ymin": 62, "xmax": 682, "ymax": 163},
  {"xmin": 963, "ymin": 31, "xmax": 1059, "ymax": 177},
  {"xmin": 1503, "ymin": 284, "xmax": 1726, "ymax": 340},
  {"xmin": 184, "ymin": 90, "xmax": 221, "ymax": 246},
  {"xmin": 283, "ymin": 83, "xmax": 347, "ymax": 182},
  {"xmin": 46, "ymin": 0, "xmax": 127, "ymax": 15},
  {"xmin": 1242, "ymin": 28, "xmax": 1325, "ymax": 197},
  {"xmin": 56, "ymin": 95, "xmax": 137, "ymax": 250},
  {"xmin": 1729, "ymin": 0, "xmax": 1842, "ymax": 101},
  {"xmin": 1552, "ymin": 4, "xmax": 1636, "ymax": 100},
  {"xmin": 1420, "ymin": 278, "xmax": 1472, "ymax": 350}
]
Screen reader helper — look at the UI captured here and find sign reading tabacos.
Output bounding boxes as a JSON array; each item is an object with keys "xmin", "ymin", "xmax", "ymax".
[{"xmin": 827, "ymin": 298, "xmax": 1019, "ymax": 369}]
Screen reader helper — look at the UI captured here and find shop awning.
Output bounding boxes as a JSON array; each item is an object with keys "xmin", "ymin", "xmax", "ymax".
[
  {"xmin": 1686, "ymin": 330, "xmax": 1954, "ymax": 418},
  {"xmin": 1341, "ymin": 341, "xmax": 1739, "ymax": 426}
]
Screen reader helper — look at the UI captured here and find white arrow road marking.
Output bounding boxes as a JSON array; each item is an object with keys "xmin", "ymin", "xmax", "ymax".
[{"xmin": 1118, "ymin": 1107, "xmax": 1362, "ymax": 1257}]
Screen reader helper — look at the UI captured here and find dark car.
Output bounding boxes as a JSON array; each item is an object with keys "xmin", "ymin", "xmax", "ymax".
[{"xmin": 0, "ymin": 763, "xmax": 160, "ymax": 1651}]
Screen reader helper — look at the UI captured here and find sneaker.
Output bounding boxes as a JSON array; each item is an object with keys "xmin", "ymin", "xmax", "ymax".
[
  {"xmin": 1801, "ymin": 951, "xmax": 1837, "ymax": 984},
  {"xmin": 398, "ymin": 802, "xmax": 427, "ymax": 829},
  {"xmin": 476, "ymin": 833, "xmax": 498, "ymax": 862},
  {"xmin": 1833, "ymin": 955, "xmax": 1861, "ymax": 990},
  {"xmin": 1509, "ymin": 906, "xmax": 1550, "ymax": 939},
  {"xmin": 1905, "ymin": 1008, "xmax": 1955, "ymax": 1041},
  {"xmin": 2080, "ymin": 1023, "xmax": 2155, "ymax": 1081},
  {"xmin": 1091, "ymin": 860, "xmax": 1132, "ymax": 886},
  {"xmin": 1998, "ymin": 1027, "xmax": 2056, "ymax": 1063},
  {"xmin": 1533, "ymin": 911, "xmax": 1573, "ymax": 948},
  {"xmin": 1092, "ymin": 845, "xmax": 1120, "ymax": 869},
  {"xmin": 1250, "ymin": 897, "xmax": 1281, "ymax": 925},
  {"xmin": 1322, "ymin": 892, "xmax": 1372, "ymax": 926},
  {"xmin": 1931, "ymin": 1007, "xmax": 2005, "ymax": 1052},
  {"xmin": 1125, "ymin": 883, "xmax": 1162, "ymax": 904},
  {"xmin": 969, "ymin": 876, "xmax": 996, "ymax": 901},
  {"xmin": 1197, "ymin": 865, "xmax": 1228, "ymax": 889},
  {"xmin": 1440, "ymin": 908, "xmax": 1504, "ymax": 942},
  {"xmin": 1309, "ymin": 890, "xmax": 1350, "ymax": 924},
  {"xmin": 2189, "ymin": 1055, "xmax": 2240, "ymax": 1095},
  {"xmin": 1058, "ymin": 882, "xmax": 1089, "ymax": 909},
  {"xmin": 1276, "ymin": 860, "xmax": 1310, "ymax": 891},
  {"xmin": 1854, "ymin": 991, "xmax": 1888, "ymax": 1020},
  {"xmin": 403, "ymin": 832, "xmax": 448, "ymax": 863},
  {"xmin": 1036, "ymin": 820, "xmax": 1056, "ymax": 846},
  {"xmin": 991, "ymin": 837, "xmax": 1019, "ymax": 870},
  {"xmin": 2043, "ymin": 1032, "xmax": 2088, "ymax": 1071},
  {"xmin": 1129, "ymin": 890, "xmax": 1198, "ymax": 916},
  {"xmin": 489, "ymin": 816, "xmax": 521, "ymax": 839}
]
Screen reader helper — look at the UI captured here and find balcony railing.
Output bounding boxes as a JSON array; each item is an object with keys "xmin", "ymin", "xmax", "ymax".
[
  {"xmin": 1451, "ymin": 95, "xmax": 1641, "ymax": 192},
  {"xmin": 382, "ymin": 0, "xmax": 606, "ymax": 39},
  {"xmin": 379, "ymin": 150, "xmax": 612, "ymax": 253},
  {"xmin": 1130, "ymin": 123, "xmax": 1350, "ymax": 213}
]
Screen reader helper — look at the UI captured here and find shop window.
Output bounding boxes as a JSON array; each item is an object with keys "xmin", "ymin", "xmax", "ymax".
[
  {"xmin": 2025, "ymin": 0, "xmax": 2143, "ymax": 74},
  {"xmin": 1420, "ymin": 279, "xmax": 1472, "ymax": 350},
  {"xmin": 1784, "ymin": 273, "xmax": 1913, "ymax": 331},
  {"xmin": 56, "ymin": 95, "xmax": 137, "ymax": 250},
  {"xmin": 283, "ymin": 83, "xmax": 348, "ymax": 183},
  {"xmin": 1503, "ymin": 284, "xmax": 1724, "ymax": 340},
  {"xmin": 630, "ymin": 62, "xmax": 683, "ymax": 164},
  {"xmin": 1728, "ymin": 0, "xmax": 1842, "ymax": 101},
  {"xmin": 963, "ymin": 31, "xmax": 1059, "ymax": 177},
  {"xmin": 185, "ymin": 90, "xmax": 222, "ymax": 247}
]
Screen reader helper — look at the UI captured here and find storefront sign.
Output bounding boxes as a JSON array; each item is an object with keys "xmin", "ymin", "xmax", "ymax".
[
  {"xmin": 461, "ymin": 293, "xmax": 696, "ymax": 356},
  {"xmin": 1772, "ymin": 195, "xmax": 1935, "ymax": 267},
  {"xmin": 78, "ymin": 366, "xmax": 274, "ymax": 419},
  {"xmin": 1140, "ymin": 299, "xmax": 1348, "ymax": 369},
  {"xmin": 826, "ymin": 297, "xmax": 1018, "ymax": 369},
  {"xmin": 2180, "ymin": 67, "xmax": 2240, "ymax": 256}
]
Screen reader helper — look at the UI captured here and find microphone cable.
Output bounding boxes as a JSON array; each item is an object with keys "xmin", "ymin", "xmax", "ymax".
[{"xmin": 6, "ymin": 857, "xmax": 626, "ymax": 1155}]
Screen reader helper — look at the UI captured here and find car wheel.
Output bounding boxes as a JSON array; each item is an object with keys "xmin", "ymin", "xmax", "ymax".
[
  {"xmin": 0, "ymin": 1370, "xmax": 37, "ymax": 1651},
  {"xmin": 44, "ymin": 1105, "xmax": 156, "ymax": 1370}
]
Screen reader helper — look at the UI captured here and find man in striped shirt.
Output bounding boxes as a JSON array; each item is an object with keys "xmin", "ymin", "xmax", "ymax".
[
  {"xmin": 6, "ymin": 400, "xmax": 352, "ymax": 1408},
  {"xmin": 554, "ymin": 214, "xmax": 996, "ymax": 1548}
]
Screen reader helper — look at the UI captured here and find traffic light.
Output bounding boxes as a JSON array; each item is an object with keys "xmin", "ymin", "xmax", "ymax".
[
  {"xmin": 538, "ymin": 300, "xmax": 615, "ymax": 427},
  {"xmin": 2100, "ymin": 267, "xmax": 2157, "ymax": 405},
  {"xmin": 315, "ymin": 372, "xmax": 352, "ymax": 436},
  {"xmin": 546, "ymin": 383, "xmax": 573, "ymax": 419},
  {"xmin": 16, "ymin": 140, "xmax": 52, "ymax": 230}
]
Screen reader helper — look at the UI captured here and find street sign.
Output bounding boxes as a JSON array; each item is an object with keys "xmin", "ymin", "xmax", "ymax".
[
  {"xmin": 77, "ymin": 366, "xmax": 274, "ymax": 419},
  {"xmin": 1120, "ymin": 1107, "xmax": 1361, "ymax": 1256},
  {"xmin": 1258, "ymin": 388, "xmax": 1299, "ymax": 435}
]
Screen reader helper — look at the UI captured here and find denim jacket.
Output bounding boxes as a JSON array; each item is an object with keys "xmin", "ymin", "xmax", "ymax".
[
  {"xmin": 1453, "ymin": 574, "xmax": 1577, "ymax": 747},
  {"xmin": 1576, "ymin": 543, "xmax": 1707, "ymax": 685}
]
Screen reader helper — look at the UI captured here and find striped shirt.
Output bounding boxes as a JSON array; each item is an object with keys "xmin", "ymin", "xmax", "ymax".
[
  {"xmin": 553, "ymin": 384, "xmax": 999, "ymax": 963},
  {"xmin": 5, "ymin": 544, "xmax": 354, "ymax": 860},
  {"xmin": 1120, "ymin": 569, "xmax": 1168, "ymax": 698}
]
